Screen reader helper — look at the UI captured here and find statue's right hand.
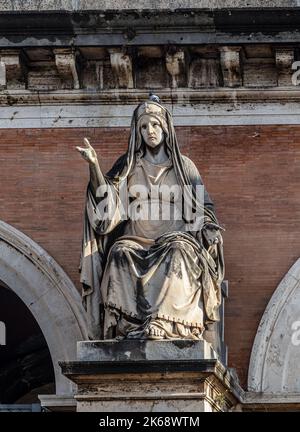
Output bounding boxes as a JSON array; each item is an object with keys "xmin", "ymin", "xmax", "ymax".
[{"xmin": 76, "ymin": 138, "xmax": 98, "ymax": 165}]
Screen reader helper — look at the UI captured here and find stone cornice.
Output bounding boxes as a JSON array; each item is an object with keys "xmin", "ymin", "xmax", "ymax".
[
  {"xmin": 1, "ymin": 1, "xmax": 300, "ymax": 12},
  {"xmin": 1, "ymin": 8, "xmax": 300, "ymax": 46},
  {"xmin": 59, "ymin": 358, "xmax": 244, "ymax": 401}
]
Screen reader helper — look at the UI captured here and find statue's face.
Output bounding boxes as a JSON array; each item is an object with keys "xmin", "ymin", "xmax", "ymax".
[{"xmin": 140, "ymin": 115, "xmax": 164, "ymax": 148}]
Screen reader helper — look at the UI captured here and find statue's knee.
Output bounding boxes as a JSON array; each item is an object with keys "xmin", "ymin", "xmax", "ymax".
[
  {"xmin": 110, "ymin": 242, "xmax": 126, "ymax": 259},
  {"xmin": 110, "ymin": 240, "xmax": 139, "ymax": 260},
  {"xmin": 169, "ymin": 241, "xmax": 185, "ymax": 253},
  {"xmin": 169, "ymin": 240, "xmax": 193, "ymax": 256}
]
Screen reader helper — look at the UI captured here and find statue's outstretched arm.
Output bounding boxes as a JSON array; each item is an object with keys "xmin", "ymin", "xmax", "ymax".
[{"xmin": 76, "ymin": 137, "xmax": 106, "ymax": 196}]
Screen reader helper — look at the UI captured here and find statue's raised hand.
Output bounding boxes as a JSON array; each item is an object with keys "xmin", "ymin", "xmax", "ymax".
[{"xmin": 76, "ymin": 138, "xmax": 98, "ymax": 165}]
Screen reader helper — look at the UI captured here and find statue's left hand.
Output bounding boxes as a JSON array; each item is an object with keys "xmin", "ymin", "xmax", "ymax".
[{"xmin": 202, "ymin": 224, "xmax": 221, "ymax": 246}]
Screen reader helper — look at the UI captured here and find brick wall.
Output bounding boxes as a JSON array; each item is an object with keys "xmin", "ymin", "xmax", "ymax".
[{"xmin": 1, "ymin": 125, "xmax": 300, "ymax": 388}]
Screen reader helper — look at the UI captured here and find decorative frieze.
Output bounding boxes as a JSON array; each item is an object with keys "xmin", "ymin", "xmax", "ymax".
[{"xmin": 0, "ymin": 44, "xmax": 299, "ymax": 95}]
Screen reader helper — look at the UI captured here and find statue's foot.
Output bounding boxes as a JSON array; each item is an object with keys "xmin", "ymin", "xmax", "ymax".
[{"xmin": 144, "ymin": 321, "xmax": 166, "ymax": 340}]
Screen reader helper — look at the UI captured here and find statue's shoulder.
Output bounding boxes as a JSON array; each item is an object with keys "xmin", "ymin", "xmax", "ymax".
[
  {"xmin": 181, "ymin": 154, "xmax": 206, "ymax": 187},
  {"xmin": 181, "ymin": 155, "xmax": 201, "ymax": 177},
  {"xmin": 182, "ymin": 154, "xmax": 197, "ymax": 168},
  {"xmin": 181, "ymin": 154, "xmax": 214, "ymax": 207}
]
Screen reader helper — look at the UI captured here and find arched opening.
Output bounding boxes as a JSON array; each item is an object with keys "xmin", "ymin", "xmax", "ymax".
[
  {"xmin": 0, "ymin": 220, "xmax": 88, "ymax": 408},
  {"xmin": 0, "ymin": 282, "xmax": 55, "ymax": 404}
]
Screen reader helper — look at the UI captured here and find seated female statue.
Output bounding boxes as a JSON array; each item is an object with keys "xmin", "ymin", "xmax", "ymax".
[{"xmin": 76, "ymin": 96, "xmax": 224, "ymax": 341}]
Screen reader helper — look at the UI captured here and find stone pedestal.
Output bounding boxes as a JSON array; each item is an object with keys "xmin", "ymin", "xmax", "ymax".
[{"xmin": 60, "ymin": 340, "xmax": 241, "ymax": 412}]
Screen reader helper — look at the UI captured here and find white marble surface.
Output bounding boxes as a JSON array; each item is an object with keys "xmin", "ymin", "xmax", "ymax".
[{"xmin": 2, "ymin": 98, "xmax": 300, "ymax": 128}]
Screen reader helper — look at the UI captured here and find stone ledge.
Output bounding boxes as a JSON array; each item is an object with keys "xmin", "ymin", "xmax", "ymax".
[
  {"xmin": 244, "ymin": 392, "xmax": 300, "ymax": 404},
  {"xmin": 3, "ymin": 96, "xmax": 300, "ymax": 129},
  {"xmin": 241, "ymin": 392, "xmax": 300, "ymax": 412},
  {"xmin": 60, "ymin": 358, "xmax": 244, "ymax": 400},
  {"xmin": 38, "ymin": 394, "xmax": 76, "ymax": 412},
  {"xmin": 60, "ymin": 359, "xmax": 223, "ymax": 376},
  {"xmin": 1, "ymin": 8, "xmax": 300, "ymax": 48},
  {"xmin": 2, "ymin": 88, "xmax": 300, "ymax": 106}
]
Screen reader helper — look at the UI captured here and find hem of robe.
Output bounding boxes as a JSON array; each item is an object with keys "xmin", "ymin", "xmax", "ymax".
[{"xmin": 104, "ymin": 302, "xmax": 204, "ymax": 329}]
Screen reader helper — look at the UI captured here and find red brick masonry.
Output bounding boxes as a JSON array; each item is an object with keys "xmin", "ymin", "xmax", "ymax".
[{"xmin": 1, "ymin": 125, "xmax": 300, "ymax": 387}]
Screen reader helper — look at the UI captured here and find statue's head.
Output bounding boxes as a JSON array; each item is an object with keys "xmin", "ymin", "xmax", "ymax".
[
  {"xmin": 139, "ymin": 113, "xmax": 164, "ymax": 148},
  {"xmin": 115, "ymin": 94, "xmax": 180, "ymax": 182},
  {"xmin": 134, "ymin": 96, "xmax": 169, "ymax": 151}
]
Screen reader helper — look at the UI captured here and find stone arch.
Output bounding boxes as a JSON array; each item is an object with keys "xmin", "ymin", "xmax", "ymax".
[
  {"xmin": 0, "ymin": 220, "xmax": 88, "ymax": 395},
  {"xmin": 248, "ymin": 258, "xmax": 300, "ymax": 392}
]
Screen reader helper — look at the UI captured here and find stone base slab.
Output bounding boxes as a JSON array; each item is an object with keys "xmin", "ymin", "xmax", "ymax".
[
  {"xmin": 61, "ymin": 359, "xmax": 241, "ymax": 412},
  {"xmin": 77, "ymin": 339, "xmax": 217, "ymax": 362},
  {"xmin": 60, "ymin": 340, "xmax": 242, "ymax": 412}
]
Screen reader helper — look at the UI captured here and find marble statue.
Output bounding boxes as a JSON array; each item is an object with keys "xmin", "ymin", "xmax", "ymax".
[{"xmin": 77, "ymin": 96, "xmax": 224, "ymax": 341}]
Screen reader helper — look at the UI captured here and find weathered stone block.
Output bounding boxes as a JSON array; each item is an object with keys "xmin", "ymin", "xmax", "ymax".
[
  {"xmin": 60, "ymin": 356, "xmax": 241, "ymax": 412},
  {"xmin": 0, "ymin": 49, "xmax": 27, "ymax": 89},
  {"xmin": 109, "ymin": 49, "xmax": 134, "ymax": 89},
  {"xmin": 219, "ymin": 46, "xmax": 242, "ymax": 88},
  {"xmin": 54, "ymin": 48, "xmax": 80, "ymax": 90},
  {"xmin": 243, "ymin": 60, "xmax": 277, "ymax": 88},
  {"xmin": 275, "ymin": 48, "xmax": 294, "ymax": 86},
  {"xmin": 188, "ymin": 58, "xmax": 221, "ymax": 88},
  {"xmin": 136, "ymin": 56, "xmax": 167, "ymax": 89},
  {"xmin": 77, "ymin": 339, "xmax": 217, "ymax": 362},
  {"xmin": 166, "ymin": 49, "xmax": 186, "ymax": 88},
  {"xmin": 60, "ymin": 340, "xmax": 241, "ymax": 412}
]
